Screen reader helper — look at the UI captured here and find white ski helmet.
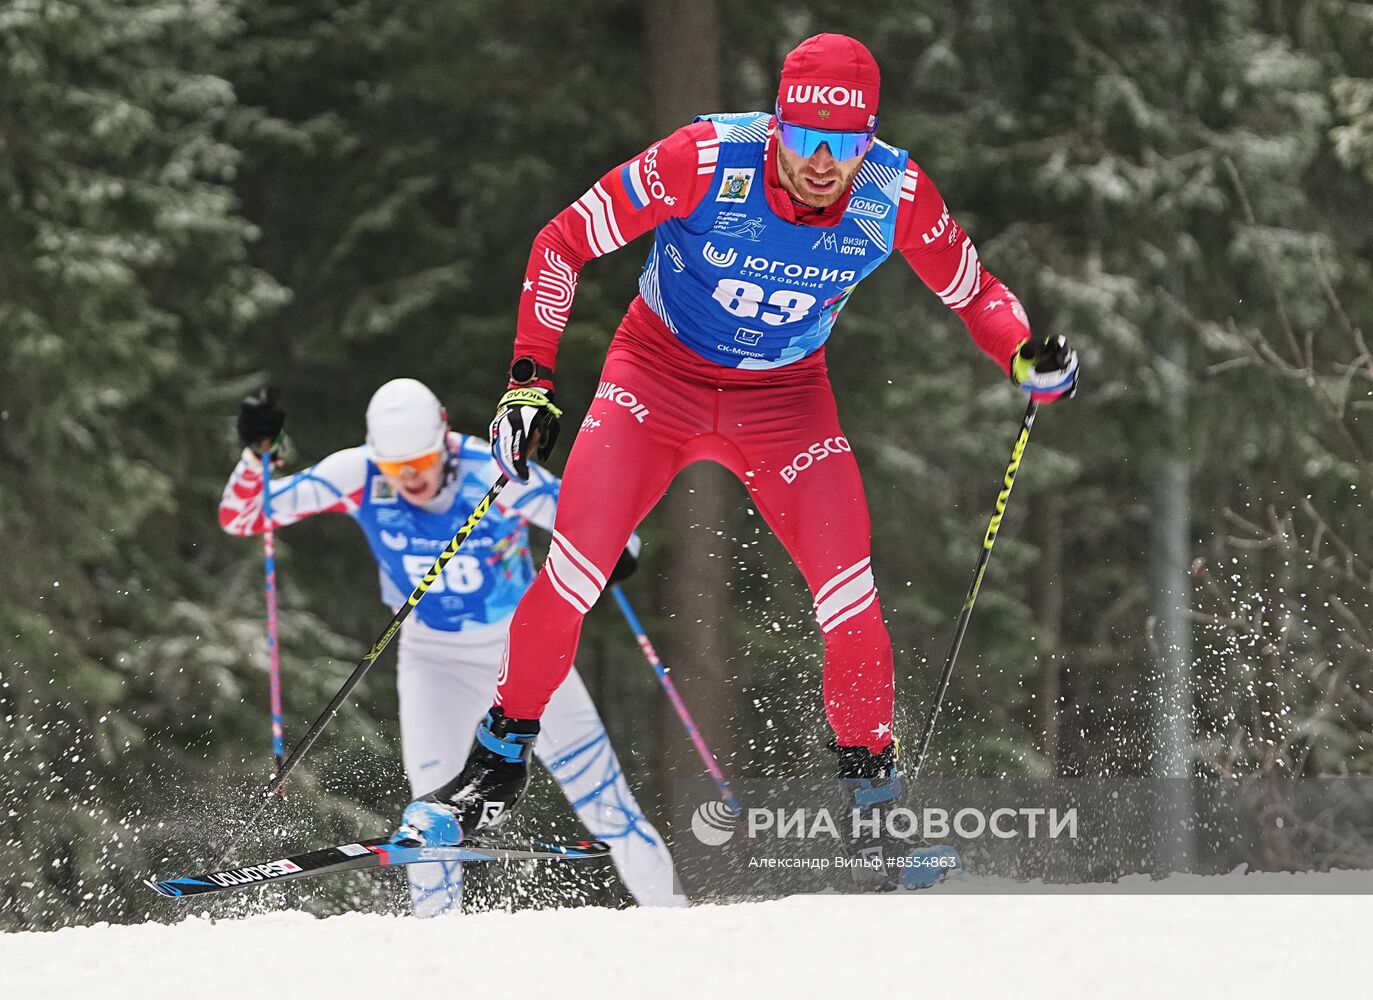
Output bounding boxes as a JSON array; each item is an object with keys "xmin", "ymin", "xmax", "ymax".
[{"xmin": 365, "ymin": 378, "xmax": 448, "ymax": 462}]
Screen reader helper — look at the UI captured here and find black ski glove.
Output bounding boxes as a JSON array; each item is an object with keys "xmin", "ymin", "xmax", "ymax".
[{"xmin": 238, "ymin": 387, "xmax": 286, "ymax": 454}]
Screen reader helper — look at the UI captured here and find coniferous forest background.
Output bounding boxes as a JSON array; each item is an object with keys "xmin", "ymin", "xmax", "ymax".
[{"xmin": 4, "ymin": 0, "xmax": 1373, "ymax": 928}]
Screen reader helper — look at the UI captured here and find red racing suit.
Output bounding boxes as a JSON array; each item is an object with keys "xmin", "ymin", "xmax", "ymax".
[{"xmin": 498, "ymin": 115, "xmax": 1030, "ymax": 752}]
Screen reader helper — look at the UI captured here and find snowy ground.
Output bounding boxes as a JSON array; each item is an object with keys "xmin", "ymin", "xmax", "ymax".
[{"xmin": 5, "ymin": 874, "xmax": 1370, "ymax": 1000}]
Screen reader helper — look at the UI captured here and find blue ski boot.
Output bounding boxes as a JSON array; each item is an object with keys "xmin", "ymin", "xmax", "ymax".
[
  {"xmin": 393, "ymin": 708, "xmax": 540, "ymax": 846},
  {"xmin": 832, "ymin": 740, "xmax": 961, "ymax": 890}
]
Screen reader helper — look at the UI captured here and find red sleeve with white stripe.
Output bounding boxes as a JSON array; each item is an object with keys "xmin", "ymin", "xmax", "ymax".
[
  {"xmin": 218, "ymin": 447, "xmax": 367, "ymax": 536},
  {"xmin": 895, "ymin": 164, "xmax": 1029, "ymax": 375},
  {"xmin": 512, "ymin": 120, "xmax": 720, "ymax": 378}
]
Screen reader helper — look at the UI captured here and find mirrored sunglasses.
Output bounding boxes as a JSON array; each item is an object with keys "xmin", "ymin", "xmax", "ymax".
[{"xmin": 776, "ymin": 114, "xmax": 876, "ymax": 162}]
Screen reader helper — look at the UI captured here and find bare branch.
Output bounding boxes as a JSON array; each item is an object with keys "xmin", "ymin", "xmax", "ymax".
[
  {"xmin": 1312, "ymin": 237, "xmax": 1364, "ymax": 355},
  {"xmin": 1223, "ymin": 156, "xmax": 1305, "ymax": 366}
]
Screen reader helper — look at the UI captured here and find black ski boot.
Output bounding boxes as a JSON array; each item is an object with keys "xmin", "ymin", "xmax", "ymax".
[
  {"xmin": 831, "ymin": 740, "xmax": 960, "ymax": 889},
  {"xmin": 393, "ymin": 708, "xmax": 540, "ymax": 846}
]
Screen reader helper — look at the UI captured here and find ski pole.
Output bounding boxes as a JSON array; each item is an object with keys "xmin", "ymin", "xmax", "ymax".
[
  {"xmin": 259, "ymin": 455, "xmax": 287, "ymax": 794},
  {"xmin": 911, "ymin": 395, "xmax": 1040, "ymax": 779},
  {"xmin": 611, "ymin": 585, "xmax": 740, "ymax": 813},
  {"xmin": 219, "ymin": 471, "xmax": 513, "ymax": 865}
]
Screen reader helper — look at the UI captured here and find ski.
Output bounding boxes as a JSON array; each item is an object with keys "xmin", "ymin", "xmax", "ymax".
[{"xmin": 145, "ymin": 835, "xmax": 611, "ymax": 899}]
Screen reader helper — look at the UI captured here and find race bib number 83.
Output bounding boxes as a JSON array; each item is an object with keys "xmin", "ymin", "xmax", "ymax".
[{"xmin": 711, "ymin": 278, "xmax": 815, "ymax": 326}]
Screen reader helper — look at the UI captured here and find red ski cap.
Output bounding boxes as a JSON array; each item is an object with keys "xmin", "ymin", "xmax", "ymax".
[{"xmin": 776, "ymin": 34, "xmax": 880, "ymax": 131}]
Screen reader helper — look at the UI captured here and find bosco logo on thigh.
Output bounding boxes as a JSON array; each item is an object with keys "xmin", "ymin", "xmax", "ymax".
[{"xmin": 780, "ymin": 435, "xmax": 851, "ymax": 483}]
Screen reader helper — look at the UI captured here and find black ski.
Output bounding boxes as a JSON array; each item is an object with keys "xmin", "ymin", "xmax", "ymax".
[{"xmin": 146, "ymin": 835, "xmax": 610, "ymax": 899}]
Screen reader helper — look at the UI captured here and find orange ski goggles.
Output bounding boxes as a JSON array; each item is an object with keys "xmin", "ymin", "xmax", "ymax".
[{"xmin": 374, "ymin": 449, "xmax": 443, "ymax": 478}]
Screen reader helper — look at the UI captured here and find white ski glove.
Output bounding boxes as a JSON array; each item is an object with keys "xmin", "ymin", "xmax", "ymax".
[{"xmin": 490, "ymin": 387, "xmax": 562, "ymax": 482}]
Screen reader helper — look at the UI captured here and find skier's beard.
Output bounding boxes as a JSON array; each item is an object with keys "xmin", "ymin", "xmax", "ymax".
[{"xmin": 777, "ymin": 148, "xmax": 864, "ymax": 209}]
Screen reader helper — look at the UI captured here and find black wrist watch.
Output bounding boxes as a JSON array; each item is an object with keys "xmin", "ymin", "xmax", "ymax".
[{"xmin": 509, "ymin": 356, "xmax": 555, "ymax": 386}]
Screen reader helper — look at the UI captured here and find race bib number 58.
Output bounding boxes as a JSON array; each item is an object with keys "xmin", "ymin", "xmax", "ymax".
[{"xmin": 402, "ymin": 554, "xmax": 484, "ymax": 594}]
